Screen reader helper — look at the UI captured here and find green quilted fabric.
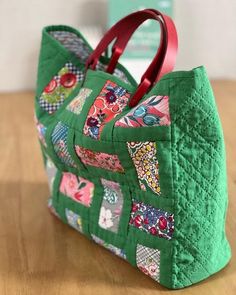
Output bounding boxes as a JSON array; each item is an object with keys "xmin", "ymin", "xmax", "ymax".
[{"xmin": 35, "ymin": 25, "xmax": 231, "ymax": 289}]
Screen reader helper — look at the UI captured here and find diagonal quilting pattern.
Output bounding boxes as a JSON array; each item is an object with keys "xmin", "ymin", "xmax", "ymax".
[{"xmin": 171, "ymin": 76, "xmax": 229, "ymax": 288}]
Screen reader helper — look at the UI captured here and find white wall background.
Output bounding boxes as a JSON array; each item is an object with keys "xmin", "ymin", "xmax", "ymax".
[{"xmin": 0, "ymin": 0, "xmax": 236, "ymax": 92}]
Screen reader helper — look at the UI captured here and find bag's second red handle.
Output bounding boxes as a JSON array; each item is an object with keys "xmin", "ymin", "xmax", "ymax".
[{"xmin": 86, "ymin": 9, "xmax": 178, "ymax": 107}]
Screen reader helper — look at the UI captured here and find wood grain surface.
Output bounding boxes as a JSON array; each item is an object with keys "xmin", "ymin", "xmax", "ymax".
[{"xmin": 0, "ymin": 81, "xmax": 235, "ymax": 294}]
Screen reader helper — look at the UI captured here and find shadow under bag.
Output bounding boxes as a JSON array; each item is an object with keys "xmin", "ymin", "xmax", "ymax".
[{"xmin": 34, "ymin": 9, "xmax": 231, "ymax": 289}]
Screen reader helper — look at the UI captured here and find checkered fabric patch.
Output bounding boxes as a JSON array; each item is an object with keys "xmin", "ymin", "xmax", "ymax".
[
  {"xmin": 136, "ymin": 244, "xmax": 160, "ymax": 283},
  {"xmin": 51, "ymin": 122, "xmax": 77, "ymax": 167},
  {"xmin": 39, "ymin": 62, "xmax": 84, "ymax": 114}
]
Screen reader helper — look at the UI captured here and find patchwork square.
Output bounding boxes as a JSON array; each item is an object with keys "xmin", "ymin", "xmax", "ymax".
[
  {"xmin": 66, "ymin": 88, "xmax": 92, "ymax": 115},
  {"xmin": 129, "ymin": 200, "xmax": 174, "ymax": 240},
  {"xmin": 39, "ymin": 62, "xmax": 83, "ymax": 114},
  {"xmin": 59, "ymin": 172, "xmax": 94, "ymax": 207},
  {"xmin": 127, "ymin": 142, "xmax": 160, "ymax": 195},
  {"xmin": 35, "ymin": 118, "xmax": 47, "ymax": 147},
  {"xmin": 83, "ymin": 80, "xmax": 130, "ymax": 140},
  {"xmin": 136, "ymin": 244, "xmax": 160, "ymax": 282},
  {"xmin": 91, "ymin": 234, "xmax": 126, "ymax": 259},
  {"xmin": 65, "ymin": 208, "xmax": 83, "ymax": 233},
  {"xmin": 75, "ymin": 145, "xmax": 124, "ymax": 173},
  {"xmin": 45, "ymin": 156, "xmax": 58, "ymax": 194},
  {"xmin": 116, "ymin": 95, "xmax": 170, "ymax": 127},
  {"xmin": 51, "ymin": 122, "xmax": 77, "ymax": 167},
  {"xmin": 98, "ymin": 179, "xmax": 123, "ymax": 232}
]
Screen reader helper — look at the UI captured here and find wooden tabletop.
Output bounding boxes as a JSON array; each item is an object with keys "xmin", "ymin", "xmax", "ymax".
[{"xmin": 0, "ymin": 81, "xmax": 235, "ymax": 294}]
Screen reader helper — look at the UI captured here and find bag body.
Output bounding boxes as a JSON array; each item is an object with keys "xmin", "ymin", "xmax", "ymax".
[{"xmin": 35, "ymin": 9, "xmax": 231, "ymax": 289}]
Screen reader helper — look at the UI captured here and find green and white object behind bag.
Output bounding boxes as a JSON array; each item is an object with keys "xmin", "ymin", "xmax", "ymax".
[{"xmin": 108, "ymin": 0, "xmax": 173, "ymax": 80}]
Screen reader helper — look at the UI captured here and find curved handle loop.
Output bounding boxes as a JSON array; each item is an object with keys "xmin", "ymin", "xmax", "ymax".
[{"xmin": 86, "ymin": 9, "xmax": 178, "ymax": 107}]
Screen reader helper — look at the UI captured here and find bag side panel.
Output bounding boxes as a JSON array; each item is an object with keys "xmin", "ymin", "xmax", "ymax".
[{"xmin": 169, "ymin": 68, "xmax": 231, "ymax": 288}]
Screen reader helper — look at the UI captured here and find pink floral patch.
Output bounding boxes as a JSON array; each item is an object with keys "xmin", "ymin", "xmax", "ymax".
[
  {"xmin": 116, "ymin": 95, "xmax": 170, "ymax": 128},
  {"xmin": 83, "ymin": 80, "xmax": 130, "ymax": 140},
  {"xmin": 75, "ymin": 145, "xmax": 124, "ymax": 173},
  {"xmin": 59, "ymin": 172, "xmax": 94, "ymax": 207}
]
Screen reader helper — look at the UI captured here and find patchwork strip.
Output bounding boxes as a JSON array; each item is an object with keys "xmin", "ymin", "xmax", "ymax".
[
  {"xmin": 136, "ymin": 244, "xmax": 160, "ymax": 282},
  {"xmin": 35, "ymin": 119, "xmax": 47, "ymax": 147},
  {"xmin": 51, "ymin": 122, "xmax": 77, "ymax": 167},
  {"xmin": 65, "ymin": 208, "xmax": 83, "ymax": 233},
  {"xmin": 91, "ymin": 234, "xmax": 126, "ymax": 259},
  {"xmin": 98, "ymin": 179, "xmax": 124, "ymax": 232},
  {"xmin": 129, "ymin": 200, "xmax": 174, "ymax": 240},
  {"xmin": 45, "ymin": 156, "xmax": 57, "ymax": 194},
  {"xmin": 59, "ymin": 172, "xmax": 94, "ymax": 207},
  {"xmin": 75, "ymin": 145, "xmax": 124, "ymax": 173},
  {"xmin": 116, "ymin": 95, "xmax": 170, "ymax": 128},
  {"xmin": 66, "ymin": 88, "xmax": 92, "ymax": 115},
  {"xmin": 39, "ymin": 62, "xmax": 83, "ymax": 114},
  {"xmin": 83, "ymin": 80, "xmax": 130, "ymax": 140},
  {"xmin": 127, "ymin": 141, "xmax": 160, "ymax": 195}
]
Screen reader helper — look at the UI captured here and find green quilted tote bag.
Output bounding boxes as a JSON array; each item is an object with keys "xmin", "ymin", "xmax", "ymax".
[{"xmin": 34, "ymin": 9, "xmax": 231, "ymax": 289}]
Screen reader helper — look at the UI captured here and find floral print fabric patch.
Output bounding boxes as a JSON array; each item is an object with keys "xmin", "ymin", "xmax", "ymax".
[
  {"xmin": 98, "ymin": 179, "xmax": 124, "ymax": 232},
  {"xmin": 65, "ymin": 208, "xmax": 83, "ymax": 233},
  {"xmin": 35, "ymin": 118, "xmax": 47, "ymax": 147},
  {"xmin": 116, "ymin": 96, "xmax": 170, "ymax": 128},
  {"xmin": 59, "ymin": 172, "xmax": 94, "ymax": 207},
  {"xmin": 51, "ymin": 122, "xmax": 77, "ymax": 167},
  {"xmin": 66, "ymin": 88, "xmax": 92, "ymax": 115},
  {"xmin": 83, "ymin": 80, "xmax": 130, "ymax": 140},
  {"xmin": 91, "ymin": 234, "xmax": 126, "ymax": 259},
  {"xmin": 136, "ymin": 244, "xmax": 160, "ymax": 282},
  {"xmin": 129, "ymin": 200, "xmax": 174, "ymax": 240},
  {"xmin": 39, "ymin": 62, "xmax": 83, "ymax": 114},
  {"xmin": 127, "ymin": 142, "xmax": 160, "ymax": 195},
  {"xmin": 75, "ymin": 145, "xmax": 124, "ymax": 173}
]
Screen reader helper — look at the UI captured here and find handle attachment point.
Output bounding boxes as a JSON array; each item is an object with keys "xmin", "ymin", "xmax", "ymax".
[
  {"xmin": 106, "ymin": 46, "xmax": 123, "ymax": 74},
  {"xmin": 128, "ymin": 78, "xmax": 152, "ymax": 108}
]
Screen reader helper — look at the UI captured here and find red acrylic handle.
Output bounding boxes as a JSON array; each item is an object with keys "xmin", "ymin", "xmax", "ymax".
[{"xmin": 86, "ymin": 9, "xmax": 178, "ymax": 107}]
